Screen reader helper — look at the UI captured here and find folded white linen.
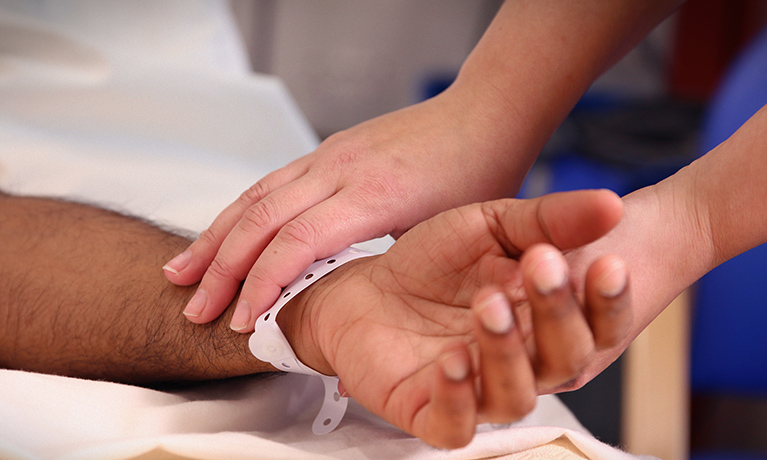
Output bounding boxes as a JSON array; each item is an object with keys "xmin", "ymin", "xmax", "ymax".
[{"xmin": 0, "ymin": 369, "xmax": 644, "ymax": 460}]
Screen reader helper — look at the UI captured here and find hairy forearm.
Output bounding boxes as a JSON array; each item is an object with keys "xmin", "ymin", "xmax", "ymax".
[{"xmin": 0, "ymin": 192, "xmax": 273, "ymax": 384}]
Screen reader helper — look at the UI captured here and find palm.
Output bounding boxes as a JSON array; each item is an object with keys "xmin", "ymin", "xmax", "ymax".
[
  {"xmin": 305, "ymin": 192, "xmax": 624, "ymax": 437},
  {"xmin": 324, "ymin": 235, "xmax": 519, "ymax": 431}
]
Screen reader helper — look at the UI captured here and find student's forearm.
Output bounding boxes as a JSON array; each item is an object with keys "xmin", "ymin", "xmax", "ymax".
[
  {"xmin": 570, "ymin": 104, "xmax": 767, "ymax": 388},
  {"xmin": 449, "ymin": 0, "xmax": 684, "ymax": 172},
  {"xmin": 692, "ymin": 105, "xmax": 767, "ymax": 265},
  {"xmin": 639, "ymin": 103, "xmax": 767, "ymax": 294},
  {"xmin": 0, "ymin": 193, "xmax": 274, "ymax": 384}
]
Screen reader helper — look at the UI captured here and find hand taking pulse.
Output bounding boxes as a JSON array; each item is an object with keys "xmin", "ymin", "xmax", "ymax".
[
  {"xmin": 163, "ymin": 0, "xmax": 683, "ymax": 332},
  {"xmin": 163, "ymin": 89, "xmax": 536, "ymax": 332}
]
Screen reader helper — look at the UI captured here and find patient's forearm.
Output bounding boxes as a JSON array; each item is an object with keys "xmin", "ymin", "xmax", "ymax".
[{"xmin": 0, "ymin": 192, "xmax": 272, "ymax": 384}]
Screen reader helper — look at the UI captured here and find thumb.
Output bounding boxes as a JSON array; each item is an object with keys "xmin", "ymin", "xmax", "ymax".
[{"xmin": 488, "ymin": 189, "xmax": 623, "ymax": 253}]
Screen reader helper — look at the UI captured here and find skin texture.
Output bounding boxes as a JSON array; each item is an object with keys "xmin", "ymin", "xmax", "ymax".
[
  {"xmin": 164, "ymin": 0, "xmax": 685, "ymax": 332},
  {"xmin": 554, "ymin": 104, "xmax": 767, "ymax": 387},
  {"xmin": 0, "ymin": 193, "xmax": 266, "ymax": 383},
  {"xmin": 0, "ymin": 189, "xmax": 630, "ymax": 448}
]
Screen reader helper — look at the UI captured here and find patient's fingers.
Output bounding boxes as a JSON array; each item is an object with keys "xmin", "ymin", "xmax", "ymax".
[
  {"xmin": 584, "ymin": 255, "xmax": 631, "ymax": 349},
  {"xmin": 521, "ymin": 244, "xmax": 595, "ymax": 390},
  {"xmin": 420, "ymin": 344, "xmax": 477, "ymax": 449},
  {"xmin": 473, "ymin": 288, "xmax": 538, "ymax": 424}
]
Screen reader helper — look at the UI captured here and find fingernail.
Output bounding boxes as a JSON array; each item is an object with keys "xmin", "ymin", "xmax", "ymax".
[
  {"xmin": 476, "ymin": 293, "xmax": 514, "ymax": 334},
  {"xmin": 183, "ymin": 289, "xmax": 207, "ymax": 318},
  {"xmin": 163, "ymin": 250, "xmax": 192, "ymax": 275},
  {"xmin": 230, "ymin": 299, "xmax": 251, "ymax": 332},
  {"xmin": 529, "ymin": 251, "xmax": 567, "ymax": 295},
  {"xmin": 598, "ymin": 258, "xmax": 627, "ymax": 298},
  {"xmin": 440, "ymin": 350, "xmax": 469, "ymax": 381}
]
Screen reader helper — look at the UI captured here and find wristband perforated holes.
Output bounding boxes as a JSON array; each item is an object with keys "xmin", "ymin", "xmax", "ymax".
[{"xmin": 249, "ymin": 247, "xmax": 373, "ymax": 435}]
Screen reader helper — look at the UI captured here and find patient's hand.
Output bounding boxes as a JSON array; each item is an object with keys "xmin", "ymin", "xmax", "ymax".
[
  {"xmin": 280, "ymin": 190, "xmax": 630, "ymax": 448},
  {"xmin": 163, "ymin": 86, "xmax": 539, "ymax": 332}
]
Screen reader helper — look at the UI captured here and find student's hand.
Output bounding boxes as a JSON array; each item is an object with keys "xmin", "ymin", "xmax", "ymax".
[
  {"xmin": 163, "ymin": 87, "xmax": 536, "ymax": 332},
  {"xmin": 279, "ymin": 190, "xmax": 631, "ymax": 448}
]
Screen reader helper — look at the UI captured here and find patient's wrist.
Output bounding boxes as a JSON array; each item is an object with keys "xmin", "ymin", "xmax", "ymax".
[{"xmin": 275, "ymin": 257, "xmax": 372, "ymax": 377}]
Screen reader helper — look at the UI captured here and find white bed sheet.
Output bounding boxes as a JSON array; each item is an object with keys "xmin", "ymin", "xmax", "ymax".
[{"xmin": 0, "ymin": 3, "xmax": 649, "ymax": 458}]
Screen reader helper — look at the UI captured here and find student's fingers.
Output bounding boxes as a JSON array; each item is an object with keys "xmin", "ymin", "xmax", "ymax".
[
  {"xmin": 163, "ymin": 160, "xmax": 311, "ymax": 286},
  {"xmin": 418, "ymin": 344, "xmax": 477, "ymax": 449},
  {"xmin": 179, "ymin": 175, "xmax": 338, "ymax": 325},
  {"xmin": 472, "ymin": 288, "xmax": 538, "ymax": 424},
  {"xmin": 521, "ymin": 244, "xmax": 595, "ymax": 390},
  {"xmin": 583, "ymin": 255, "xmax": 631, "ymax": 349}
]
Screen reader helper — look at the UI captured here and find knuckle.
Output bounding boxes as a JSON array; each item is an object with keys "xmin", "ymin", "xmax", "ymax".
[
  {"xmin": 241, "ymin": 200, "xmax": 281, "ymax": 233},
  {"xmin": 505, "ymin": 392, "xmax": 538, "ymax": 421},
  {"xmin": 197, "ymin": 227, "xmax": 221, "ymax": 248},
  {"xmin": 324, "ymin": 138, "xmax": 365, "ymax": 169},
  {"xmin": 348, "ymin": 175, "xmax": 407, "ymax": 214},
  {"xmin": 331, "ymin": 147, "xmax": 362, "ymax": 169},
  {"xmin": 206, "ymin": 257, "xmax": 241, "ymax": 282},
  {"xmin": 240, "ymin": 180, "xmax": 271, "ymax": 204},
  {"xmin": 538, "ymin": 299, "xmax": 576, "ymax": 322},
  {"xmin": 244, "ymin": 268, "xmax": 273, "ymax": 290},
  {"xmin": 359, "ymin": 173, "xmax": 403, "ymax": 199},
  {"xmin": 279, "ymin": 218, "xmax": 320, "ymax": 251},
  {"xmin": 593, "ymin": 323, "xmax": 625, "ymax": 348}
]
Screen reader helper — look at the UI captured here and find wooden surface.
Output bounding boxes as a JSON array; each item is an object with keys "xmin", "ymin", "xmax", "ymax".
[{"xmin": 622, "ymin": 290, "xmax": 691, "ymax": 460}]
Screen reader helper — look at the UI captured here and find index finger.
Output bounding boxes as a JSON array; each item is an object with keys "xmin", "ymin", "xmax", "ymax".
[
  {"xmin": 183, "ymin": 174, "xmax": 337, "ymax": 325},
  {"xmin": 163, "ymin": 160, "xmax": 311, "ymax": 286}
]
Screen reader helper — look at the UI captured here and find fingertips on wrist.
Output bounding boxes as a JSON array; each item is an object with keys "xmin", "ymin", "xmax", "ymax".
[
  {"xmin": 230, "ymin": 299, "xmax": 252, "ymax": 332},
  {"xmin": 182, "ymin": 289, "xmax": 208, "ymax": 320},
  {"xmin": 162, "ymin": 249, "xmax": 192, "ymax": 276}
]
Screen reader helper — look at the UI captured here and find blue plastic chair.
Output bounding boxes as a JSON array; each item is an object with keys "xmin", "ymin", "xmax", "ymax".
[
  {"xmin": 689, "ymin": 26, "xmax": 767, "ymax": 459},
  {"xmin": 691, "ymin": 25, "xmax": 767, "ymax": 397}
]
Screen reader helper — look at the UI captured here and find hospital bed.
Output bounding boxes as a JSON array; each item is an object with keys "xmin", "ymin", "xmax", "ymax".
[{"xmin": 0, "ymin": 2, "xmax": 647, "ymax": 458}]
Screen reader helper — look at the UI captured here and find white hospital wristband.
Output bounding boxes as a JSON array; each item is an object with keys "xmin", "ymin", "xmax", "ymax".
[{"xmin": 248, "ymin": 247, "xmax": 374, "ymax": 435}]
